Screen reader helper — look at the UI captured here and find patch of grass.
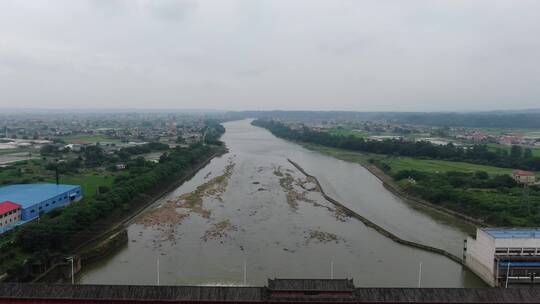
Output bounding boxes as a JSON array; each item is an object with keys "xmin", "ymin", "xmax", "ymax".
[
  {"xmin": 59, "ymin": 134, "xmax": 122, "ymax": 144},
  {"xmin": 303, "ymin": 143, "xmax": 516, "ymax": 176},
  {"xmin": 45, "ymin": 173, "xmax": 116, "ymax": 199},
  {"xmin": 330, "ymin": 129, "xmax": 368, "ymax": 138},
  {"xmin": 380, "ymin": 157, "xmax": 514, "ymax": 176},
  {"xmin": 0, "ymin": 158, "xmax": 120, "ymax": 198}
]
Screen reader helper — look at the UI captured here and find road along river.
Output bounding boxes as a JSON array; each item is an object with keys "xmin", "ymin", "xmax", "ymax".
[{"xmin": 78, "ymin": 119, "xmax": 485, "ymax": 287}]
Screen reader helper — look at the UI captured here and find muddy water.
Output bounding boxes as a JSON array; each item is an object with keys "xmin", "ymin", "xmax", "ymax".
[{"xmin": 78, "ymin": 119, "xmax": 485, "ymax": 287}]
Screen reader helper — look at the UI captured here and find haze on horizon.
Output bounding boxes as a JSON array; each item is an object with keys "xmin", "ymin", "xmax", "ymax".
[{"xmin": 1, "ymin": 0, "xmax": 539, "ymax": 112}]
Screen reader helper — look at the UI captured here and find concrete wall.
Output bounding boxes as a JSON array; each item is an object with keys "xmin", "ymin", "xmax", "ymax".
[
  {"xmin": 494, "ymin": 237, "xmax": 540, "ymax": 249},
  {"xmin": 466, "ymin": 231, "xmax": 495, "ymax": 270},
  {"xmin": 465, "ymin": 230, "xmax": 497, "ymax": 286},
  {"xmin": 465, "ymin": 251, "xmax": 497, "ymax": 287}
]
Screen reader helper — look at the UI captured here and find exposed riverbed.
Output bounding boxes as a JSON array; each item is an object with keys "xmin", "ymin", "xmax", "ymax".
[{"xmin": 78, "ymin": 119, "xmax": 485, "ymax": 287}]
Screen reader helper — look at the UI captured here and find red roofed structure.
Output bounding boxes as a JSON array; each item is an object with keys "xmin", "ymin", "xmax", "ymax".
[
  {"xmin": 512, "ymin": 170, "xmax": 536, "ymax": 185},
  {"xmin": 0, "ymin": 201, "xmax": 21, "ymax": 215},
  {"xmin": 0, "ymin": 201, "xmax": 22, "ymax": 229},
  {"xmin": 514, "ymin": 170, "xmax": 535, "ymax": 176}
]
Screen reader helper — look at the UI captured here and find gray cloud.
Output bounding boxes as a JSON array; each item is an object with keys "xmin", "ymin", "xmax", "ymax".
[{"xmin": 0, "ymin": 0, "xmax": 539, "ymax": 111}]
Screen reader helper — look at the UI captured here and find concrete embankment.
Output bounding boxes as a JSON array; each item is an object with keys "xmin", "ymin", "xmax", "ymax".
[{"xmin": 288, "ymin": 158, "xmax": 466, "ymax": 266}]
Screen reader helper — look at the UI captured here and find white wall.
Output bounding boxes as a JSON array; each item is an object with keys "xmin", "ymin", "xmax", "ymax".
[{"xmin": 495, "ymin": 237, "xmax": 540, "ymax": 248}]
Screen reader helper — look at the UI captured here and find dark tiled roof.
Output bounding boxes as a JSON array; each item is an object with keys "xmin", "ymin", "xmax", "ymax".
[
  {"xmin": 0, "ymin": 283, "xmax": 263, "ymax": 302},
  {"xmin": 353, "ymin": 288, "xmax": 540, "ymax": 303},
  {"xmin": 0, "ymin": 283, "xmax": 540, "ymax": 303}
]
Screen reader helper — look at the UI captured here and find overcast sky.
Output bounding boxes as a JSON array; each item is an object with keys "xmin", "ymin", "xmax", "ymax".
[{"xmin": 0, "ymin": 0, "xmax": 539, "ymax": 111}]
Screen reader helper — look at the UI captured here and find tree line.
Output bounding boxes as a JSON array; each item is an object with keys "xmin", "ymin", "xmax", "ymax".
[
  {"xmin": 15, "ymin": 144, "xmax": 217, "ymax": 254},
  {"xmin": 252, "ymin": 119, "xmax": 540, "ymax": 171},
  {"xmin": 7, "ymin": 123, "xmax": 225, "ymax": 276}
]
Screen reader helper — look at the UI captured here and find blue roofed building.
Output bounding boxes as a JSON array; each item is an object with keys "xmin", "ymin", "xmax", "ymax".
[
  {"xmin": 0, "ymin": 184, "xmax": 82, "ymax": 222},
  {"xmin": 465, "ymin": 228, "xmax": 540, "ymax": 286}
]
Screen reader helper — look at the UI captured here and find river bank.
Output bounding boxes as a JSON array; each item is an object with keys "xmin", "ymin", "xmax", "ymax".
[
  {"xmin": 78, "ymin": 120, "xmax": 484, "ymax": 287},
  {"xmin": 64, "ymin": 146, "xmax": 229, "ymax": 282},
  {"xmin": 1, "ymin": 145, "xmax": 227, "ymax": 283},
  {"xmin": 288, "ymin": 159, "xmax": 465, "ymax": 266},
  {"xmin": 299, "ymin": 143, "xmax": 488, "ymax": 228}
]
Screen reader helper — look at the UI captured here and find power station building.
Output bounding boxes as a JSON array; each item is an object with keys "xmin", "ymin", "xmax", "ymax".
[
  {"xmin": 0, "ymin": 184, "xmax": 82, "ymax": 233},
  {"xmin": 465, "ymin": 228, "xmax": 540, "ymax": 286}
]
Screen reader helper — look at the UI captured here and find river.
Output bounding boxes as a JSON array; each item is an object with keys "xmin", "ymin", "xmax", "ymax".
[{"xmin": 78, "ymin": 119, "xmax": 485, "ymax": 287}]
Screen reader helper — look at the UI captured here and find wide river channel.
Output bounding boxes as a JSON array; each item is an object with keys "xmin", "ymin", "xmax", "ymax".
[{"xmin": 79, "ymin": 119, "xmax": 485, "ymax": 287}]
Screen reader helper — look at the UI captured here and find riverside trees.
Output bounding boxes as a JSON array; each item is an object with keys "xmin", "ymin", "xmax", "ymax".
[{"xmin": 252, "ymin": 119, "xmax": 540, "ymax": 172}]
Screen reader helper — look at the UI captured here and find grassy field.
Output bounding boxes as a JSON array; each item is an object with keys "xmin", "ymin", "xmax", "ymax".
[
  {"xmin": 0, "ymin": 159, "xmax": 121, "ymax": 199},
  {"xmin": 302, "ymin": 143, "xmax": 517, "ymax": 176},
  {"xmin": 329, "ymin": 128, "xmax": 432, "ymax": 141},
  {"xmin": 379, "ymin": 157, "xmax": 514, "ymax": 175},
  {"xmin": 59, "ymin": 134, "xmax": 122, "ymax": 144},
  {"xmin": 329, "ymin": 129, "xmax": 369, "ymax": 138},
  {"xmin": 45, "ymin": 173, "xmax": 117, "ymax": 199}
]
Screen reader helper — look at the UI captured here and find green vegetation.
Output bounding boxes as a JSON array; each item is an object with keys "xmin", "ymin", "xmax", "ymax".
[
  {"xmin": 392, "ymin": 170, "xmax": 540, "ymax": 227},
  {"xmin": 255, "ymin": 119, "xmax": 540, "ymax": 227},
  {"xmin": 254, "ymin": 119, "xmax": 540, "ymax": 171},
  {"xmin": 59, "ymin": 134, "xmax": 122, "ymax": 144},
  {"xmin": 330, "ymin": 128, "xmax": 368, "ymax": 138},
  {"xmin": 487, "ymin": 143, "xmax": 540, "ymax": 157},
  {"xmin": 376, "ymin": 157, "xmax": 514, "ymax": 176},
  {"xmin": 304, "ymin": 143, "xmax": 539, "ymax": 227},
  {"xmin": 0, "ymin": 159, "xmax": 121, "ymax": 199},
  {"xmin": 0, "ymin": 122, "xmax": 225, "ymax": 280},
  {"xmin": 303, "ymin": 143, "xmax": 515, "ymax": 176},
  {"xmin": 46, "ymin": 173, "xmax": 117, "ymax": 199}
]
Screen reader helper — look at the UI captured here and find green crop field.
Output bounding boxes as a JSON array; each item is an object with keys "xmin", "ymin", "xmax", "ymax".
[
  {"xmin": 303, "ymin": 143, "xmax": 518, "ymax": 176},
  {"xmin": 59, "ymin": 134, "xmax": 122, "ymax": 144}
]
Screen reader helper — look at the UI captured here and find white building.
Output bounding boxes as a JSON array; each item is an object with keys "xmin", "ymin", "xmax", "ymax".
[{"xmin": 465, "ymin": 228, "xmax": 540, "ymax": 286}]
